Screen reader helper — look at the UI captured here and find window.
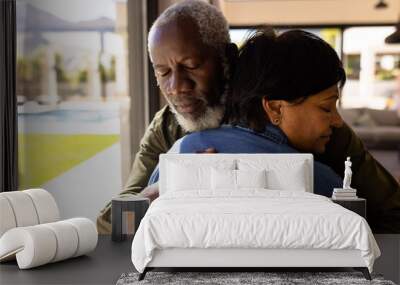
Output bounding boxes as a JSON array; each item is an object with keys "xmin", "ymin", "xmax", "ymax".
[
  {"xmin": 342, "ymin": 26, "xmax": 397, "ymax": 109},
  {"xmin": 231, "ymin": 26, "xmax": 399, "ymax": 111},
  {"xmin": 16, "ymin": 0, "xmax": 130, "ymax": 222},
  {"xmin": 230, "ymin": 27, "xmax": 342, "ymax": 53},
  {"xmin": 375, "ymin": 53, "xmax": 399, "ymax": 81},
  {"xmin": 344, "ymin": 54, "xmax": 361, "ymax": 80}
]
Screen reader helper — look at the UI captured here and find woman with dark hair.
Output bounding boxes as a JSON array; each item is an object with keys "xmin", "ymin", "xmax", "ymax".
[
  {"xmin": 226, "ymin": 28, "xmax": 346, "ymax": 154},
  {"xmin": 148, "ymin": 28, "xmax": 345, "ymax": 197}
]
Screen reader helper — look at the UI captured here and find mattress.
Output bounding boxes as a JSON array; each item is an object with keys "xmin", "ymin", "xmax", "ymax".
[{"xmin": 131, "ymin": 190, "xmax": 380, "ymax": 273}]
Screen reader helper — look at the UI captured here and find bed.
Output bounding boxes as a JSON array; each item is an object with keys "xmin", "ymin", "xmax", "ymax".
[{"xmin": 131, "ymin": 154, "xmax": 380, "ymax": 280}]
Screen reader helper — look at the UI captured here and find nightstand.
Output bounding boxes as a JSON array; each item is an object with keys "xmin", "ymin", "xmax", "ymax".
[
  {"xmin": 111, "ymin": 196, "xmax": 149, "ymax": 242},
  {"xmin": 331, "ymin": 198, "xmax": 366, "ymax": 219}
]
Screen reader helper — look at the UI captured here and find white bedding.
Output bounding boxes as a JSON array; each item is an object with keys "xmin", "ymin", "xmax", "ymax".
[{"xmin": 131, "ymin": 190, "xmax": 380, "ymax": 273}]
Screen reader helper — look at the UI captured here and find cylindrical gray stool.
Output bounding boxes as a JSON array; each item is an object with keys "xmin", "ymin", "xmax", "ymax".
[{"xmin": 111, "ymin": 197, "xmax": 149, "ymax": 242}]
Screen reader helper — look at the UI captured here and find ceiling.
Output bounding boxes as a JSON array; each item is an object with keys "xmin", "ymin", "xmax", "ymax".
[{"xmin": 214, "ymin": 0, "xmax": 398, "ymax": 26}]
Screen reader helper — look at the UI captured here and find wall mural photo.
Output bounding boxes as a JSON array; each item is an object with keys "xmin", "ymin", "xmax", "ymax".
[{"xmin": 16, "ymin": 0, "xmax": 130, "ymax": 222}]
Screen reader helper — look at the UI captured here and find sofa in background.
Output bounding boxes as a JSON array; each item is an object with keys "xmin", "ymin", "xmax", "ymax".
[{"xmin": 339, "ymin": 108, "xmax": 400, "ymax": 150}]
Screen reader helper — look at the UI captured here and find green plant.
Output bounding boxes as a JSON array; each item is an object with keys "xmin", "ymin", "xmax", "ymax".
[
  {"xmin": 16, "ymin": 54, "xmax": 44, "ymax": 99},
  {"xmin": 98, "ymin": 62, "xmax": 107, "ymax": 83},
  {"xmin": 31, "ymin": 56, "xmax": 43, "ymax": 83},
  {"xmin": 109, "ymin": 56, "xmax": 116, "ymax": 82},
  {"xmin": 54, "ymin": 53, "xmax": 68, "ymax": 83},
  {"xmin": 77, "ymin": 69, "xmax": 88, "ymax": 83},
  {"xmin": 17, "ymin": 58, "xmax": 31, "ymax": 79},
  {"xmin": 98, "ymin": 56, "xmax": 117, "ymax": 83},
  {"xmin": 376, "ymin": 70, "xmax": 396, "ymax": 81}
]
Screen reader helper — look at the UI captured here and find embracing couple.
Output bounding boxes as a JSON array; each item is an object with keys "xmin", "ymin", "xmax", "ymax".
[{"xmin": 98, "ymin": 0, "xmax": 400, "ymax": 234}]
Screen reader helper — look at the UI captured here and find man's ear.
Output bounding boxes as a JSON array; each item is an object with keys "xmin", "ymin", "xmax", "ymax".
[{"xmin": 262, "ymin": 98, "xmax": 283, "ymax": 125}]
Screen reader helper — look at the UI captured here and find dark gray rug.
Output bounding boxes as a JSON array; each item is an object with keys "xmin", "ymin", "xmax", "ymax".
[{"xmin": 116, "ymin": 272, "xmax": 396, "ymax": 285}]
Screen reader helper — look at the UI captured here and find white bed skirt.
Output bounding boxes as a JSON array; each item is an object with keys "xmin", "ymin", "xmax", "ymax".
[{"xmin": 148, "ymin": 248, "xmax": 366, "ymax": 268}]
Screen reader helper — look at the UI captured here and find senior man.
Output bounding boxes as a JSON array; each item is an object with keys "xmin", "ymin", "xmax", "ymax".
[
  {"xmin": 97, "ymin": 0, "xmax": 232, "ymax": 233},
  {"xmin": 97, "ymin": 0, "xmax": 400, "ymax": 234}
]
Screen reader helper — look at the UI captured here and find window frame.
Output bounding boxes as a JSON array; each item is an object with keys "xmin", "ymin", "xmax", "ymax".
[{"xmin": 0, "ymin": 0, "xmax": 18, "ymax": 192}]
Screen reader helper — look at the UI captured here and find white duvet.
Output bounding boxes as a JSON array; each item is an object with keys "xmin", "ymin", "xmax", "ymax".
[{"xmin": 131, "ymin": 190, "xmax": 380, "ymax": 273}]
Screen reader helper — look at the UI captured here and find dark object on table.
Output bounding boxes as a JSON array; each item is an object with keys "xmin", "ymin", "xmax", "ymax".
[
  {"xmin": 112, "ymin": 197, "xmax": 149, "ymax": 242},
  {"xmin": 332, "ymin": 198, "xmax": 366, "ymax": 219}
]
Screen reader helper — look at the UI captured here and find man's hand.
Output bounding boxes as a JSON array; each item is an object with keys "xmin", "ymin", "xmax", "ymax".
[
  {"xmin": 138, "ymin": 182, "xmax": 159, "ymax": 203},
  {"xmin": 196, "ymin": 147, "xmax": 218, "ymax": 154}
]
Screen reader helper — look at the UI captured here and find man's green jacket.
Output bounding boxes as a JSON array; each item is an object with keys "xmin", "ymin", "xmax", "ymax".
[{"xmin": 97, "ymin": 106, "xmax": 400, "ymax": 234}]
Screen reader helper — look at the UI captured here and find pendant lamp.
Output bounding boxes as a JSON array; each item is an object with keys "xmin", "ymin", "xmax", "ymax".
[
  {"xmin": 375, "ymin": 0, "xmax": 388, "ymax": 9},
  {"xmin": 385, "ymin": 0, "xmax": 400, "ymax": 43}
]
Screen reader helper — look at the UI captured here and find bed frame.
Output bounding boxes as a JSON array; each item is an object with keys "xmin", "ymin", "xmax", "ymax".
[
  {"xmin": 138, "ymin": 248, "xmax": 371, "ymax": 280},
  {"xmin": 137, "ymin": 154, "xmax": 372, "ymax": 281}
]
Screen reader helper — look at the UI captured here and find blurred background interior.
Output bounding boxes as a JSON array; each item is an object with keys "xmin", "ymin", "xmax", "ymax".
[{"xmin": 15, "ymin": 0, "xmax": 400, "ymax": 222}]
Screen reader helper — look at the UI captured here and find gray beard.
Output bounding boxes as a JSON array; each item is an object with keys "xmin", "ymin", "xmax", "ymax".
[{"xmin": 169, "ymin": 103, "xmax": 225, "ymax": 133}]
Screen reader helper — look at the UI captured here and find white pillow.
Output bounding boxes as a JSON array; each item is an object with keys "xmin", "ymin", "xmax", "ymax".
[
  {"xmin": 267, "ymin": 166, "xmax": 307, "ymax": 191},
  {"xmin": 167, "ymin": 162, "xmax": 210, "ymax": 191},
  {"xmin": 166, "ymin": 159, "xmax": 235, "ymax": 192},
  {"xmin": 238, "ymin": 159, "xmax": 308, "ymax": 192},
  {"xmin": 237, "ymin": 169, "xmax": 267, "ymax": 189},
  {"xmin": 211, "ymin": 168, "xmax": 236, "ymax": 190},
  {"xmin": 211, "ymin": 168, "xmax": 267, "ymax": 190}
]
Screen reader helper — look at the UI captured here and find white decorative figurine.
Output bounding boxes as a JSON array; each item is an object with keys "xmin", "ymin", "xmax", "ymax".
[
  {"xmin": 343, "ymin": 157, "xmax": 353, "ymax": 189},
  {"xmin": 332, "ymin": 157, "xmax": 357, "ymax": 199}
]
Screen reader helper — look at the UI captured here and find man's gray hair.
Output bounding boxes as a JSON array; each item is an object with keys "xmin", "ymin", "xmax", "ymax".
[{"xmin": 148, "ymin": 0, "xmax": 231, "ymax": 82}]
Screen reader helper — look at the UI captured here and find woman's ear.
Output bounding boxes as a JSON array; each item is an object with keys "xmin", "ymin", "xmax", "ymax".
[{"xmin": 262, "ymin": 98, "xmax": 283, "ymax": 125}]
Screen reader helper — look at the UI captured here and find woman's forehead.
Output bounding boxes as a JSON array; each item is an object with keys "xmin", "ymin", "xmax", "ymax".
[{"xmin": 311, "ymin": 85, "xmax": 340, "ymax": 101}]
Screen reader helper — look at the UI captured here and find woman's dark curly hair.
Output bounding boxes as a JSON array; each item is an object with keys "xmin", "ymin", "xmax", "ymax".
[{"xmin": 226, "ymin": 28, "xmax": 346, "ymax": 132}]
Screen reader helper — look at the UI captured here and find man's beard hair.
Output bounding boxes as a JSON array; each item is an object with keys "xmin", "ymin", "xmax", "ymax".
[{"xmin": 169, "ymin": 103, "xmax": 225, "ymax": 133}]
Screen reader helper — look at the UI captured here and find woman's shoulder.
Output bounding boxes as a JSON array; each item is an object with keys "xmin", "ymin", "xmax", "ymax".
[
  {"xmin": 178, "ymin": 125, "xmax": 296, "ymax": 154},
  {"xmin": 181, "ymin": 125, "xmax": 262, "ymax": 142},
  {"xmin": 313, "ymin": 160, "xmax": 342, "ymax": 192}
]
